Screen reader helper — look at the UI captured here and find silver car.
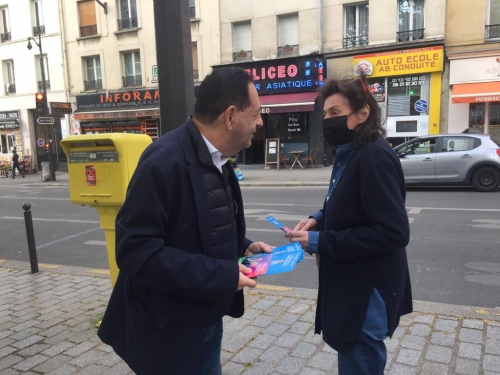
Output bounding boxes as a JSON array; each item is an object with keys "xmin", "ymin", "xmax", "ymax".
[{"xmin": 393, "ymin": 134, "xmax": 500, "ymax": 192}]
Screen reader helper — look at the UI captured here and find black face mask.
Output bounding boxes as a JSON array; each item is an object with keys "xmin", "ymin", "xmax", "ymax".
[{"xmin": 322, "ymin": 113, "xmax": 356, "ymax": 147}]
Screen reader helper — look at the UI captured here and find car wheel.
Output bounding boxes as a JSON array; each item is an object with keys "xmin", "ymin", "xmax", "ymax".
[{"xmin": 472, "ymin": 167, "xmax": 500, "ymax": 192}]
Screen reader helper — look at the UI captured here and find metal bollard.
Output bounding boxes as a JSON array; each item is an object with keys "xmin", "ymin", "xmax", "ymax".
[{"xmin": 22, "ymin": 203, "xmax": 39, "ymax": 274}]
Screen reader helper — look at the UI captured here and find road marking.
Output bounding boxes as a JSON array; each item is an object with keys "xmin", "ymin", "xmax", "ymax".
[
  {"xmin": 84, "ymin": 240, "xmax": 107, "ymax": 246},
  {"xmin": 39, "ymin": 263, "xmax": 62, "ymax": 269},
  {"xmin": 407, "ymin": 206, "xmax": 500, "ymax": 212},
  {"xmin": 36, "ymin": 227, "xmax": 101, "ymax": 250},
  {"xmin": 408, "ymin": 218, "xmax": 415, "ymax": 224},
  {"xmin": 408, "ymin": 208, "xmax": 422, "ymax": 214},
  {"xmin": 1, "ymin": 217, "xmax": 99, "ymax": 224},
  {"xmin": 87, "ymin": 269, "xmax": 111, "ymax": 275},
  {"xmin": 0, "ymin": 259, "xmax": 6, "ymax": 264},
  {"xmin": 469, "ymin": 219, "xmax": 500, "ymax": 229}
]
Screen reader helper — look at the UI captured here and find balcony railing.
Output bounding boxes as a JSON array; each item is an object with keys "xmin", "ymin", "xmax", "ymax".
[
  {"xmin": 278, "ymin": 44, "xmax": 299, "ymax": 56},
  {"xmin": 33, "ymin": 25, "xmax": 45, "ymax": 37},
  {"xmin": 122, "ymin": 75, "xmax": 142, "ymax": 87},
  {"xmin": 343, "ymin": 35, "xmax": 369, "ymax": 48},
  {"xmin": 118, "ymin": 18, "xmax": 138, "ymax": 31},
  {"xmin": 1, "ymin": 31, "xmax": 11, "ymax": 43},
  {"xmin": 80, "ymin": 24, "xmax": 98, "ymax": 37},
  {"xmin": 233, "ymin": 50, "xmax": 253, "ymax": 61},
  {"xmin": 38, "ymin": 80, "xmax": 50, "ymax": 91},
  {"xmin": 193, "ymin": 70, "xmax": 199, "ymax": 81},
  {"xmin": 396, "ymin": 28, "xmax": 425, "ymax": 42},
  {"xmin": 5, "ymin": 84, "xmax": 16, "ymax": 94},
  {"xmin": 485, "ymin": 24, "xmax": 500, "ymax": 40},
  {"xmin": 190, "ymin": 6, "xmax": 196, "ymax": 18},
  {"xmin": 84, "ymin": 79, "xmax": 103, "ymax": 91}
]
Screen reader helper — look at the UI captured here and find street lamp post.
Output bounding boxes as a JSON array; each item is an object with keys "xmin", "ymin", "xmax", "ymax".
[{"xmin": 27, "ymin": 13, "xmax": 56, "ymax": 181}]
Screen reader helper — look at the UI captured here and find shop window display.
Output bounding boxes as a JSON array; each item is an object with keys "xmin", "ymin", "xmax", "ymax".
[
  {"xmin": 387, "ymin": 75, "xmax": 427, "ymax": 117},
  {"xmin": 469, "ymin": 103, "xmax": 500, "ymax": 138}
]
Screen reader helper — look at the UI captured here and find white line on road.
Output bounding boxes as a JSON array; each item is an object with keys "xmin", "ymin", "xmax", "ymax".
[
  {"xmin": 84, "ymin": 240, "xmax": 107, "ymax": 246},
  {"xmin": 407, "ymin": 206, "xmax": 500, "ymax": 212},
  {"xmin": 408, "ymin": 218, "xmax": 415, "ymax": 223},
  {"xmin": 408, "ymin": 208, "xmax": 422, "ymax": 214},
  {"xmin": 1, "ymin": 216, "xmax": 99, "ymax": 224},
  {"xmin": 36, "ymin": 227, "xmax": 101, "ymax": 250}
]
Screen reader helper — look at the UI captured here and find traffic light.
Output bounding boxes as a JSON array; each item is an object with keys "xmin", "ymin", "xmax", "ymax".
[{"xmin": 35, "ymin": 93, "xmax": 45, "ymax": 115}]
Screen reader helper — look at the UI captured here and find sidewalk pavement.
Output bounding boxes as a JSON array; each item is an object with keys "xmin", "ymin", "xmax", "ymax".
[
  {"xmin": 0, "ymin": 165, "xmax": 333, "ymax": 188},
  {"xmin": 0, "ymin": 260, "xmax": 499, "ymax": 375},
  {"xmin": 2, "ymin": 167, "xmax": 500, "ymax": 374}
]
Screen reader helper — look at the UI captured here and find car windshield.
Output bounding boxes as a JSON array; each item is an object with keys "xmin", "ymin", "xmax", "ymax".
[{"xmin": 491, "ymin": 136, "xmax": 500, "ymax": 147}]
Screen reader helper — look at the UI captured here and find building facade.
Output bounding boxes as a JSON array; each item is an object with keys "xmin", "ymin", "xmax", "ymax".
[
  {"xmin": 0, "ymin": 0, "xmax": 68, "ymax": 171},
  {"xmin": 445, "ymin": 0, "xmax": 500, "ymax": 139}
]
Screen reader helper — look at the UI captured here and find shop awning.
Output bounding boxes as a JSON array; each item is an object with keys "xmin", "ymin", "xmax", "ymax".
[
  {"xmin": 259, "ymin": 92, "xmax": 318, "ymax": 114},
  {"xmin": 451, "ymin": 82, "xmax": 500, "ymax": 104},
  {"xmin": 74, "ymin": 105, "xmax": 160, "ymax": 120}
]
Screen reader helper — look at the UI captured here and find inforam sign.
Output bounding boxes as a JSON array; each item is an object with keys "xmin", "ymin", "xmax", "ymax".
[{"xmin": 353, "ymin": 46, "xmax": 444, "ymax": 78}]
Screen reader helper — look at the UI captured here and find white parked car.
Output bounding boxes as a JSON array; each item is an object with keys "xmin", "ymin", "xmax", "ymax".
[{"xmin": 393, "ymin": 134, "xmax": 500, "ymax": 192}]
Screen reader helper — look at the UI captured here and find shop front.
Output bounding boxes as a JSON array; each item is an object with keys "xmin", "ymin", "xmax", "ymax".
[
  {"xmin": 214, "ymin": 55, "xmax": 326, "ymax": 165},
  {"xmin": 449, "ymin": 55, "xmax": 500, "ymax": 139},
  {"xmin": 73, "ymin": 89, "xmax": 160, "ymax": 140},
  {"xmin": 353, "ymin": 46, "xmax": 444, "ymax": 146}
]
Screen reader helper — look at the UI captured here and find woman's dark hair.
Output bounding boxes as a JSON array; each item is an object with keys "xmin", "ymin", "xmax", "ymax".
[
  {"xmin": 194, "ymin": 67, "xmax": 254, "ymax": 124},
  {"xmin": 319, "ymin": 72, "xmax": 385, "ymax": 145}
]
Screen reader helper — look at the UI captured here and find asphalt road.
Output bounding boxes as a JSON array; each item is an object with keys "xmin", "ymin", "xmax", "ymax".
[{"xmin": 0, "ymin": 184, "xmax": 499, "ymax": 308}]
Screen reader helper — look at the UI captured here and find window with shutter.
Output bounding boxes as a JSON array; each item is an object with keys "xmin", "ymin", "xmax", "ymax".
[
  {"xmin": 78, "ymin": 1, "xmax": 97, "ymax": 37},
  {"xmin": 278, "ymin": 14, "xmax": 299, "ymax": 47}
]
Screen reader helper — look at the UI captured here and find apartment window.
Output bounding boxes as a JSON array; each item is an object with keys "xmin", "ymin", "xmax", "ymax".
[
  {"xmin": 189, "ymin": 0, "xmax": 196, "ymax": 18},
  {"xmin": 122, "ymin": 51, "xmax": 141, "ymax": 87},
  {"xmin": 344, "ymin": 3, "xmax": 369, "ymax": 48},
  {"xmin": 278, "ymin": 13, "xmax": 299, "ymax": 55},
  {"xmin": 233, "ymin": 21, "xmax": 252, "ymax": 60},
  {"xmin": 1, "ymin": 7, "xmax": 11, "ymax": 42},
  {"xmin": 79, "ymin": 0, "xmax": 98, "ymax": 37},
  {"xmin": 0, "ymin": 134, "xmax": 15, "ymax": 154},
  {"xmin": 37, "ymin": 55, "xmax": 50, "ymax": 91},
  {"xmin": 397, "ymin": 0, "xmax": 424, "ymax": 42},
  {"xmin": 32, "ymin": 0, "xmax": 45, "ymax": 36},
  {"xmin": 4, "ymin": 60, "xmax": 15, "ymax": 94},
  {"xmin": 192, "ymin": 44, "xmax": 199, "ymax": 81},
  {"xmin": 84, "ymin": 56, "xmax": 102, "ymax": 90},
  {"xmin": 486, "ymin": 0, "xmax": 500, "ymax": 40},
  {"xmin": 118, "ymin": 0, "xmax": 138, "ymax": 30}
]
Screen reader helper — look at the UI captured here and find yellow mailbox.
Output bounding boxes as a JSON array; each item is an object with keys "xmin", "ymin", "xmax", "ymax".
[{"xmin": 60, "ymin": 133, "xmax": 152, "ymax": 286}]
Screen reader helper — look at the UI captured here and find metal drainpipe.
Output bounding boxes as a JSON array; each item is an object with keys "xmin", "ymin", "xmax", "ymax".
[
  {"xmin": 318, "ymin": 0, "xmax": 323, "ymax": 54},
  {"xmin": 58, "ymin": 0, "xmax": 70, "ymax": 106}
]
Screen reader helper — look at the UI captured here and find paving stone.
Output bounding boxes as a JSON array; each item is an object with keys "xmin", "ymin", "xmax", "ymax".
[
  {"xmin": 298, "ymin": 367, "xmax": 328, "ymax": 375},
  {"xmin": 221, "ymin": 362, "xmax": 245, "ymax": 375},
  {"xmin": 9, "ymin": 327, "xmax": 41, "ymax": 341},
  {"xmin": 459, "ymin": 342, "xmax": 482, "ymax": 360},
  {"xmin": 410, "ymin": 324, "xmax": 431, "ymax": 337},
  {"xmin": 278, "ymin": 297, "xmax": 297, "ymax": 307},
  {"xmin": 289, "ymin": 304, "xmax": 311, "ymax": 314},
  {"xmin": 64, "ymin": 342, "xmax": 98, "ymax": 357},
  {"xmin": 385, "ymin": 338, "xmax": 400, "ymax": 353},
  {"xmin": 252, "ymin": 299, "xmax": 276, "ymax": 310},
  {"xmin": 13, "ymin": 354, "xmax": 50, "ymax": 372},
  {"xmin": 0, "ymin": 355, "xmax": 23, "ymax": 371},
  {"xmin": 291, "ymin": 342, "xmax": 318, "ymax": 359},
  {"xmin": 486, "ymin": 339, "xmax": 500, "ymax": 355},
  {"xmin": 387, "ymin": 363, "xmax": 418, "ymax": 375},
  {"xmin": 274, "ymin": 332, "xmax": 302, "ymax": 348},
  {"xmin": 299, "ymin": 311, "xmax": 316, "ymax": 324},
  {"xmin": 430, "ymin": 331, "xmax": 456, "ymax": 347},
  {"xmin": 412, "ymin": 314, "xmax": 435, "ymax": 324},
  {"xmin": 225, "ymin": 317, "xmax": 250, "ymax": 332},
  {"xmin": 397, "ymin": 348, "xmax": 421, "ymax": 366},
  {"xmin": 275, "ymin": 356, "xmax": 307, "ymax": 375},
  {"xmin": 104, "ymin": 361, "xmax": 132, "ymax": 375},
  {"xmin": 455, "ymin": 358, "xmax": 480, "ymax": 375},
  {"xmin": 251, "ymin": 314, "xmax": 275, "ymax": 328},
  {"xmin": 95, "ymin": 352, "xmax": 122, "ymax": 367},
  {"xmin": 483, "ymin": 355, "xmax": 500, "ymax": 372},
  {"xmin": 260, "ymin": 346, "xmax": 289, "ymax": 364},
  {"xmin": 419, "ymin": 361, "xmax": 449, "ymax": 375},
  {"xmin": 42, "ymin": 341, "xmax": 76, "ymax": 357},
  {"xmin": 459, "ymin": 328, "xmax": 483, "ymax": 344},
  {"xmin": 231, "ymin": 347, "xmax": 263, "ymax": 364},
  {"xmin": 401, "ymin": 335, "xmax": 426, "ymax": 351},
  {"xmin": 435, "ymin": 318, "xmax": 458, "ymax": 331},
  {"xmin": 425, "ymin": 345, "xmax": 453, "ymax": 364},
  {"xmin": 0, "ymin": 339, "xmax": 14, "ymax": 350},
  {"xmin": 69, "ymin": 350, "xmax": 103, "ymax": 367},
  {"xmin": 0, "ymin": 346, "xmax": 16, "ymax": 360},
  {"xmin": 306, "ymin": 352, "xmax": 336, "ymax": 371},
  {"xmin": 73, "ymin": 364, "xmax": 109, "ymax": 374},
  {"xmin": 17, "ymin": 343, "xmax": 51, "ymax": 357},
  {"xmin": 247, "ymin": 333, "xmax": 276, "ymax": 350},
  {"xmin": 263, "ymin": 305, "xmax": 288, "ymax": 316},
  {"xmin": 277, "ymin": 313, "xmax": 301, "ymax": 325},
  {"xmin": 263, "ymin": 323, "xmax": 289, "ymax": 336},
  {"xmin": 488, "ymin": 326, "xmax": 500, "ymax": 339},
  {"xmin": 242, "ymin": 361, "xmax": 275, "ymax": 375},
  {"xmin": 289, "ymin": 321, "xmax": 312, "ymax": 335},
  {"xmin": 11, "ymin": 334, "xmax": 44, "ymax": 349},
  {"xmin": 463, "ymin": 319, "xmax": 484, "ymax": 330}
]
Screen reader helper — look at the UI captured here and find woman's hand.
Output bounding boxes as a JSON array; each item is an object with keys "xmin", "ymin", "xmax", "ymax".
[
  {"xmin": 294, "ymin": 217, "xmax": 317, "ymax": 231},
  {"xmin": 284, "ymin": 230, "xmax": 309, "ymax": 250}
]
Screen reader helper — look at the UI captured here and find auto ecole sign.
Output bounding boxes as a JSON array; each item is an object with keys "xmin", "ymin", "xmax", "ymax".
[{"xmin": 353, "ymin": 46, "xmax": 444, "ymax": 78}]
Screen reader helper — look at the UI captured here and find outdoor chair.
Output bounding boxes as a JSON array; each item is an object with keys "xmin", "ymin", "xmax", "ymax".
[
  {"xmin": 302, "ymin": 149, "xmax": 317, "ymax": 169},
  {"xmin": 279, "ymin": 150, "xmax": 290, "ymax": 168}
]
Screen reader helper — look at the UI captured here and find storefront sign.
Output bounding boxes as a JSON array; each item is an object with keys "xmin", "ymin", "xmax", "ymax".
[
  {"xmin": 0, "ymin": 122, "xmax": 19, "ymax": 129},
  {"xmin": 75, "ymin": 109, "xmax": 160, "ymax": 120},
  {"xmin": 76, "ymin": 89, "xmax": 160, "ymax": 109},
  {"xmin": 353, "ymin": 46, "xmax": 443, "ymax": 78},
  {"xmin": 50, "ymin": 102, "xmax": 73, "ymax": 115},
  {"xmin": 414, "ymin": 99, "xmax": 428, "ymax": 113},
  {"xmin": 389, "ymin": 75, "xmax": 426, "ymax": 88},
  {"xmin": 450, "ymin": 56, "xmax": 500, "ymax": 84},
  {"xmin": 0, "ymin": 110, "xmax": 19, "ymax": 119},
  {"xmin": 214, "ymin": 55, "xmax": 326, "ymax": 95}
]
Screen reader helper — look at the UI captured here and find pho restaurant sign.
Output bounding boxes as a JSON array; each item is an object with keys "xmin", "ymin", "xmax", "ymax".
[{"xmin": 214, "ymin": 55, "xmax": 326, "ymax": 95}]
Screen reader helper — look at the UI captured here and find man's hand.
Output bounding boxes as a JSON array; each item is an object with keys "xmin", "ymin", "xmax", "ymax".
[
  {"xmin": 294, "ymin": 217, "xmax": 317, "ymax": 231},
  {"xmin": 244, "ymin": 241, "xmax": 274, "ymax": 257},
  {"xmin": 237, "ymin": 264, "xmax": 257, "ymax": 291}
]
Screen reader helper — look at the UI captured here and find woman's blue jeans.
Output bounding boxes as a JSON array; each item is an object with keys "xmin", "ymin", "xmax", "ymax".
[
  {"xmin": 337, "ymin": 331, "xmax": 387, "ymax": 375},
  {"xmin": 196, "ymin": 319, "xmax": 223, "ymax": 375}
]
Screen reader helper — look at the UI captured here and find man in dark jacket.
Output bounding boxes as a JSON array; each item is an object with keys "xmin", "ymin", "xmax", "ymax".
[
  {"xmin": 98, "ymin": 67, "xmax": 272, "ymax": 374},
  {"xmin": 11, "ymin": 150, "xmax": 24, "ymax": 178}
]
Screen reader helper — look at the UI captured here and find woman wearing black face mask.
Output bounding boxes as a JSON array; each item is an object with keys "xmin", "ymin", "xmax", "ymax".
[{"xmin": 284, "ymin": 75, "xmax": 412, "ymax": 375}]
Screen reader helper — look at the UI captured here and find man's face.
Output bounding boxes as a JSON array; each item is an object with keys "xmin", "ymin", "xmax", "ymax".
[{"xmin": 231, "ymin": 83, "xmax": 263, "ymax": 150}]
